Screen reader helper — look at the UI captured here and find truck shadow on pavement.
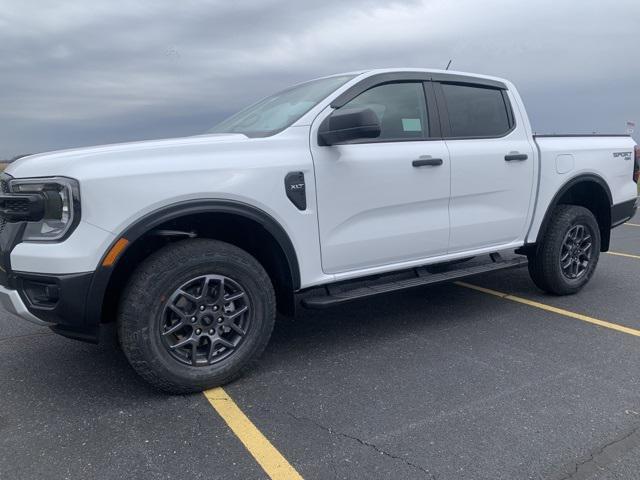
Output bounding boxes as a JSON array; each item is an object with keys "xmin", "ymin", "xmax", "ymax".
[{"xmin": 5, "ymin": 283, "xmax": 476, "ymax": 401}]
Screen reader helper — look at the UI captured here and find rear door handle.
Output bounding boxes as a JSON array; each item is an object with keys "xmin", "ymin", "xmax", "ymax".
[
  {"xmin": 412, "ymin": 157, "xmax": 443, "ymax": 167},
  {"xmin": 504, "ymin": 153, "xmax": 528, "ymax": 161}
]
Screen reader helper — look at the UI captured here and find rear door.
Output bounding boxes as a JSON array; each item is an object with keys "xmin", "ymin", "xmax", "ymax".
[
  {"xmin": 434, "ymin": 81, "xmax": 535, "ymax": 252},
  {"xmin": 311, "ymin": 80, "xmax": 451, "ymax": 274}
]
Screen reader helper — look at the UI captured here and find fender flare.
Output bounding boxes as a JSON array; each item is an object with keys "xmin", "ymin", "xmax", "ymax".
[
  {"xmin": 84, "ymin": 199, "xmax": 301, "ymax": 326},
  {"xmin": 531, "ymin": 173, "xmax": 612, "ymax": 246}
]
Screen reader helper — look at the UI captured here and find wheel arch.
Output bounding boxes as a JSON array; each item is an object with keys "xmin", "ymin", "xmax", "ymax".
[
  {"xmin": 85, "ymin": 199, "xmax": 301, "ymax": 327},
  {"xmin": 534, "ymin": 173, "xmax": 612, "ymax": 252}
]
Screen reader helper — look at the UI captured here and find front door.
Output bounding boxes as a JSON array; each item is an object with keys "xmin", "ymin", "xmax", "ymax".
[{"xmin": 311, "ymin": 81, "xmax": 451, "ymax": 274}]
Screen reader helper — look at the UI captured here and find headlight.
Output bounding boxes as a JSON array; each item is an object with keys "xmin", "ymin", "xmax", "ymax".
[{"xmin": 8, "ymin": 177, "xmax": 80, "ymax": 241}]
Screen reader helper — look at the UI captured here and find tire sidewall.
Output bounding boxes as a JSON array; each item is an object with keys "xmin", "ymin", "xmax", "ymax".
[{"xmin": 119, "ymin": 241, "xmax": 274, "ymax": 391}]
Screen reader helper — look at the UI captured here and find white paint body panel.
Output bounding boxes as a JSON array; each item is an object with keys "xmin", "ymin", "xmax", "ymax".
[
  {"xmin": 310, "ymin": 104, "xmax": 451, "ymax": 272},
  {"xmin": 446, "ymin": 105, "xmax": 537, "ymax": 252},
  {"xmin": 526, "ymin": 135, "xmax": 638, "ymax": 243},
  {"xmin": 5, "ymin": 68, "xmax": 637, "ymax": 289}
]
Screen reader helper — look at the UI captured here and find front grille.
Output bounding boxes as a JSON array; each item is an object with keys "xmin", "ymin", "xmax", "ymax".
[
  {"xmin": 2, "ymin": 198, "xmax": 29, "ymax": 212},
  {"xmin": 0, "ymin": 177, "xmax": 7, "ymax": 234}
]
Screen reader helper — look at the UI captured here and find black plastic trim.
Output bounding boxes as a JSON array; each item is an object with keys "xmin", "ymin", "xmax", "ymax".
[
  {"xmin": 331, "ymin": 72, "xmax": 431, "ymax": 108},
  {"xmin": 301, "ymin": 254, "xmax": 527, "ymax": 309},
  {"xmin": 423, "ymin": 81, "xmax": 442, "ymax": 138},
  {"xmin": 611, "ymin": 198, "xmax": 638, "ymax": 227},
  {"xmin": 504, "ymin": 154, "xmax": 528, "ymax": 161},
  {"xmin": 85, "ymin": 199, "xmax": 302, "ymax": 330},
  {"xmin": 532, "ymin": 173, "xmax": 613, "ymax": 247},
  {"xmin": 330, "ymin": 71, "xmax": 507, "ymax": 109},
  {"xmin": 13, "ymin": 271, "xmax": 96, "ymax": 340},
  {"xmin": 429, "ymin": 72, "xmax": 507, "ymax": 89},
  {"xmin": 0, "ymin": 193, "xmax": 46, "ymax": 222},
  {"xmin": 501, "ymin": 90, "xmax": 515, "ymax": 129},
  {"xmin": 284, "ymin": 172, "xmax": 307, "ymax": 210},
  {"xmin": 412, "ymin": 158, "xmax": 443, "ymax": 167},
  {"xmin": 0, "ymin": 222, "xmax": 26, "ymax": 281},
  {"xmin": 317, "ymin": 108, "xmax": 382, "ymax": 146},
  {"xmin": 432, "ymin": 81, "xmax": 451, "ymax": 139},
  {"xmin": 330, "ymin": 136, "xmax": 443, "ymax": 145}
]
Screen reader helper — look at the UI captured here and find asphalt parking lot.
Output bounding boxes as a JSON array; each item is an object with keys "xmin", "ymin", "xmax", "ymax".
[{"xmin": 2, "ymin": 213, "xmax": 639, "ymax": 480}]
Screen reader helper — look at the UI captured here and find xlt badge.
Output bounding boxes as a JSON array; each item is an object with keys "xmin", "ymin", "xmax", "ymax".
[{"xmin": 284, "ymin": 171, "xmax": 306, "ymax": 211}]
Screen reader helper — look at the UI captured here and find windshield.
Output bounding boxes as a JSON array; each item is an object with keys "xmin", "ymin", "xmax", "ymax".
[{"xmin": 207, "ymin": 75, "xmax": 356, "ymax": 137}]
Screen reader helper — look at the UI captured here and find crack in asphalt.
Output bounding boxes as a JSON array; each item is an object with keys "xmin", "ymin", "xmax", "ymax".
[
  {"xmin": 553, "ymin": 423, "xmax": 640, "ymax": 480},
  {"xmin": 261, "ymin": 406, "xmax": 435, "ymax": 479}
]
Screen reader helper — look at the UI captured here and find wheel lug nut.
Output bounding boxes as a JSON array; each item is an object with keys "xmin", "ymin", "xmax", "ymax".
[
  {"xmin": 213, "ymin": 305, "xmax": 219, "ymax": 311},
  {"xmin": 217, "ymin": 317, "xmax": 223, "ymax": 323},
  {"xmin": 191, "ymin": 317, "xmax": 197, "ymax": 323},
  {"xmin": 195, "ymin": 328, "xmax": 202, "ymax": 335},
  {"xmin": 199, "ymin": 305, "xmax": 205, "ymax": 311},
  {"xmin": 209, "ymin": 329, "xmax": 214, "ymax": 335}
]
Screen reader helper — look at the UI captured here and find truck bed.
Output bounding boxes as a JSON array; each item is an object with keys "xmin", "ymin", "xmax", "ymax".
[{"xmin": 527, "ymin": 134, "xmax": 638, "ymax": 243}]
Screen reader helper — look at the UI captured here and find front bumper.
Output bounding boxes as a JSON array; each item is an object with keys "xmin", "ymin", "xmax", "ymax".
[
  {"xmin": 0, "ymin": 270, "xmax": 98, "ymax": 342},
  {"xmin": 0, "ymin": 284, "xmax": 52, "ymax": 326},
  {"xmin": 0, "ymin": 213, "xmax": 100, "ymax": 341}
]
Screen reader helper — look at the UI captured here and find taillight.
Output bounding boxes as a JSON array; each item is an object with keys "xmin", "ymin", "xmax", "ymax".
[{"xmin": 634, "ymin": 145, "xmax": 640, "ymax": 183}]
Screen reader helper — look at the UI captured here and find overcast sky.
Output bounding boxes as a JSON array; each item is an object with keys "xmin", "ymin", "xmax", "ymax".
[{"xmin": 1, "ymin": 0, "xmax": 638, "ymax": 159}]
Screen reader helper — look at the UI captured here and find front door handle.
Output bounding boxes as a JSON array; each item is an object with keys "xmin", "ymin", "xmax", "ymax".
[
  {"xmin": 412, "ymin": 157, "xmax": 443, "ymax": 167},
  {"xmin": 504, "ymin": 153, "xmax": 528, "ymax": 161}
]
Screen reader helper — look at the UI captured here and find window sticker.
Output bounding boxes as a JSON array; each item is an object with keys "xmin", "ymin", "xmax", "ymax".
[{"xmin": 402, "ymin": 118, "xmax": 422, "ymax": 132}]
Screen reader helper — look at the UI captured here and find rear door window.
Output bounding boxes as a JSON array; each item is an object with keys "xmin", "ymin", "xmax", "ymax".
[{"xmin": 440, "ymin": 84, "xmax": 511, "ymax": 137}]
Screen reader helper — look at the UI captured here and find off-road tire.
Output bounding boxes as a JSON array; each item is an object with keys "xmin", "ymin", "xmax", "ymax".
[
  {"xmin": 118, "ymin": 239, "xmax": 275, "ymax": 393},
  {"xmin": 528, "ymin": 205, "xmax": 600, "ymax": 295}
]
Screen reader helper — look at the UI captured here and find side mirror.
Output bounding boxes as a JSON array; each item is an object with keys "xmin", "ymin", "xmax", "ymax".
[{"xmin": 318, "ymin": 107, "xmax": 381, "ymax": 146}]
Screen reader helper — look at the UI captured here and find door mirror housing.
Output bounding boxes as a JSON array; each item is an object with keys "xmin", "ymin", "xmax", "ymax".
[{"xmin": 318, "ymin": 107, "xmax": 381, "ymax": 146}]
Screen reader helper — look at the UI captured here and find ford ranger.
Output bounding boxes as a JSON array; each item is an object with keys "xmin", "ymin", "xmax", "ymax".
[{"xmin": 0, "ymin": 68, "xmax": 637, "ymax": 392}]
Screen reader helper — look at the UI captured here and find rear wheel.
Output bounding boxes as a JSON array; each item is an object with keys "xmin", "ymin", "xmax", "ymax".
[
  {"xmin": 118, "ymin": 239, "xmax": 275, "ymax": 393},
  {"xmin": 528, "ymin": 205, "xmax": 600, "ymax": 295}
]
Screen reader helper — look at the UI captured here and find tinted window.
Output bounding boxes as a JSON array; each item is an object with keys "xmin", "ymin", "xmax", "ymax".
[
  {"xmin": 441, "ymin": 84, "xmax": 511, "ymax": 137},
  {"xmin": 342, "ymin": 82, "xmax": 428, "ymax": 141}
]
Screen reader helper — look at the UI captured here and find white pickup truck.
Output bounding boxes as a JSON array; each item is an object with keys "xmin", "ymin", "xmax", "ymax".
[{"xmin": 0, "ymin": 68, "xmax": 637, "ymax": 392}]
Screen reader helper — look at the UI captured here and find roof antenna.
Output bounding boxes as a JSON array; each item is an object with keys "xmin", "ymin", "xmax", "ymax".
[{"xmin": 445, "ymin": 59, "xmax": 452, "ymax": 70}]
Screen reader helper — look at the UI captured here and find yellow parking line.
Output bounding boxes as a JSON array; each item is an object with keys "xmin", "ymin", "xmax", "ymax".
[
  {"xmin": 455, "ymin": 281, "xmax": 640, "ymax": 337},
  {"xmin": 204, "ymin": 387, "xmax": 303, "ymax": 480},
  {"xmin": 607, "ymin": 251, "xmax": 640, "ymax": 260}
]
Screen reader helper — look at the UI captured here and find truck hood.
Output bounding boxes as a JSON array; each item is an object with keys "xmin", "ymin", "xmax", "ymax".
[{"xmin": 5, "ymin": 134, "xmax": 250, "ymax": 179}]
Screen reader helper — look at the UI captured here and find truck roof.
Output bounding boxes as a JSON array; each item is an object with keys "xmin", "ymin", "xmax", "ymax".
[{"xmin": 316, "ymin": 67, "xmax": 509, "ymax": 86}]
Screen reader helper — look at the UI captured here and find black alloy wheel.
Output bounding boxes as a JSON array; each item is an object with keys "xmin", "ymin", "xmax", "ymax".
[
  {"xmin": 559, "ymin": 224, "xmax": 593, "ymax": 280},
  {"xmin": 161, "ymin": 274, "xmax": 251, "ymax": 366}
]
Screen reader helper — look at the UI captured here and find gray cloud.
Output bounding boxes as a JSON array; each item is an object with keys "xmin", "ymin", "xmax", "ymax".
[{"xmin": 1, "ymin": 0, "xmax": 638, "ymax": 158}]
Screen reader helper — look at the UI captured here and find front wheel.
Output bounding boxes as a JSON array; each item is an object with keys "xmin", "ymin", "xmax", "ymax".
[
  {"xmin": 527, "ymin": 205, "xmax": 601, "ymax": 295},
  {"xmin": 118, "ymin": 239, "xmax": 275, "ymax": 393}
]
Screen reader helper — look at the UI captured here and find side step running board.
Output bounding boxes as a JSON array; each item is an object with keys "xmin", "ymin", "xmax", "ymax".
[{"xmin": 302, "ymin": 256, "xmax": 527, "ymax": 309}]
